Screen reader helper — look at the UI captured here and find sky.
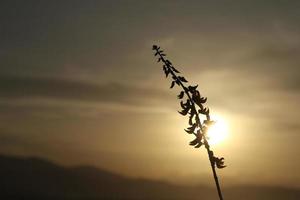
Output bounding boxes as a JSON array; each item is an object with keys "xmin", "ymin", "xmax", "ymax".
[{"xmin": 0, "ymin": 0, "xmax": 299, "ymax": 189}]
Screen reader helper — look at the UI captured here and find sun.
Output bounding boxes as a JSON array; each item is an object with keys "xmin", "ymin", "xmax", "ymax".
[{"xmin": 206, "ymin": 115, "xmax": 229, "ymax": 145}]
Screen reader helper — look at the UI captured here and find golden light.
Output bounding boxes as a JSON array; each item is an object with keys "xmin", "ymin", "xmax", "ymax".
[{"xmin": 206, "ymin": 115, "xmax": 229, "ymax": 145}]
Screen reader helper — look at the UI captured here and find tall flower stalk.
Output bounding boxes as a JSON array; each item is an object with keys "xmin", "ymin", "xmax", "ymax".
[{"xmin": 152, "ymin": 45, "xmax": 225, "ymax": 200}]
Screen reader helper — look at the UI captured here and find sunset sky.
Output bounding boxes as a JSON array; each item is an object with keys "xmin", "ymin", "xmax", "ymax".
[{"xmin": 0, "ymin": 1, "xmax": 299, "ymax": 189}]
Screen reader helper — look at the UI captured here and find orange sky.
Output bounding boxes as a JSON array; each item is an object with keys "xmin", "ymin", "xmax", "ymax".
[{"xmin": 0, "ymin": 0, "xmax": 299, "ymax": 189}]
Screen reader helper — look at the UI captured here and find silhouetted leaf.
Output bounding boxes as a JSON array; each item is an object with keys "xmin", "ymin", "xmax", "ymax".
[
  {"xmin": 152, "ymin": 45, "xmax": 158, "ymax": 50},
  {"xmin": 175, "ymin": 80, "xmax": 180, "ymax": 85},
  {"xmin": 163, "ymin": 66, "xmax": 170, "ymax": 77},
  {"xmin": 180, "ymin": 99, "xmax": 190, "ymax": 109},
  {"xmin": 185, "ymin": 129, "xmax": 194, "ymax": 134},
  {"xmin": 178, "ymin": 76, "xmax": 188, "ymax": 82},
  {"xmin": 189, "ymin": 133, "xmax": 202, "ymax": 147},
  {"xmin": 188, "ymin": 117, "xmax": 193, "ymax": 125},
  {"xmin": 170, "ymin": 81, "xmax": 175, "ymax": 88},
  {"xmin": 165, "ymin": 70, "xmax": 170, "ymax": 77},
  {"xmin": 199, "ymin": 108, "xmax": 209, "ymax": 115},
  {"xmin": 157, "ymin": 58, "xmax": 161, "ymax": 62},
  {"xmin": 178, "ymin": 106, "xmax": 190, "ymax": 116},
  {"xmin": 189, "ymin": 137, "xmax": 198, "ymax": 146},
  {"xmin": 188, "ymin": 85, "xmax": 198, "ymax": 93},
  {"xmin": 172, "ymin": 67, "xmax": 180, "ymax": 73},
  {"xmin": 188, "ymin": 109, "xmax": 196, "ymax": 125},
  {"xmin": 200, "ymin": 97, "xmax": 207, "ymax": 103},
  {"xmin": 192, "ymin": 90, "xmax": 206, "ymax": 108},
  {"xmin": 194, "ymin": 142, "xmax": 203, "ymax": 148},
  {"xmin": 180, "ymin": 101, "xmax": 185, "ymax": 109},
  {"xmin": 161, "ymin": 53, "xmax": 166, "ymax": 56},
  {"xmin": 185, "ymin": 123, "xmax": 197, "ymax": 134},
  {"xmin": 177, "ymin": 91, "xmax": 184, "ymax": 99},
  {"xmin": 166, "ymin": 60, "xmax": 172, "ymax": 66},
  {"xmin": 215, "ymin": 157, "xmax": 226, "ymax": 169},
  {"xmin": 163, "ymin": 65, "xmax": 167, "ymax": 72}
]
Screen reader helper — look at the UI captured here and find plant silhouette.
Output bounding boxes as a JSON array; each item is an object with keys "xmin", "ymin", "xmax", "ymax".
[{"xmin": 152, "ymin": 45, "xmax": 225, "ymax": 200}]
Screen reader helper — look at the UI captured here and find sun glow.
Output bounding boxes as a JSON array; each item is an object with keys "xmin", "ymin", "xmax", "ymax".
[{"xmin": 206, "ymin": 115, "xmax": 229, "ymax": 145}]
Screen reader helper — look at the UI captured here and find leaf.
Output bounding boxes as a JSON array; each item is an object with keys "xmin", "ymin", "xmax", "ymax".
[
  {"xmin": 161, "ymin": 53, "xmax": 166, "ymax": 56},
  {"xmin": 192, "ymin": 90, "xmax": 205, "ymax": 108},
  {"xmin": 163, "ymin": 66, "xmax": 170, "ymax": 77},
  {"xmin": 199, "ymin": 108, "xmax": 209, "ymax": 115},
  {"xmin": 185, "ymin": 129, "xmax": 194, "ymax": 134},
  {"xmin": 152, "ymin": 45, "xmax": 158, "ymax": 50},
  {"xmin": 178, "ymin": 110, "xmax": 188, "ymax": 116},
  {"xmin": 215, "ymin": 157, "xmax": 226, "ymax": 169},
  {"xmin": 175, "ymin": 80, "xmax": 180, "ymax": 86},
  {"xmin": 200, "ymin": 97, "xmax": 207, "ymax": 103},
  {"xmin": 157, "ymin": 57, "xmax": 161, "ymax": 62},
  {"xmin": 178, "ymin": 106, "xmax": 190, "ymax": 116},
  {"xmin": 178, "ymin": 76, "xmax": 188, "ymax": 82},
  {"xmin": 180, "ymin": 101, "xmax": 185, "ymax": 109},
  {"xmin": 172, "ymin": 67, "xmax": 180, "ymax": 73},
  {"xmin": 188, "ymin": 109, "xmax": 196, "ymax": 125},
  {"xmin": 188, "ymin": 117, "xmax": 193, "ymax": 125},
  {"xmin": 163, "ymin": 65, "xmax": 167, "ymax": 73},
  {"xmin": 189, "ymin": 133, "xmax": 203, "ymax": 147},
  {"xmin": 189, "ymin": 137, "xmax": 198, "ymax": 146},
  {"xmin": 180, "ymin": 99, "xmax": 190, "ymax": 109},
  {"xmin": 177, "ymin": 91, "xmax": 184, "ymax": 99},
  {"xmin": 170, "ymin": 81, "xmax": 175, "ymax": 88},
  {"xmin": 165, "ymin": 70, "xmax": 170, "ymax": 77},
  {"xmin": 166, "ymin": 60, "xmax": 172, "ymax": 66},
  {"xmin": 188, "ymin": 85, "xmax": 198, "ymax": 92},
  {"xmin": 185, "ymin": 123, "xmax": 197, "ymax": 134},
  {"xmin": 194, "ymin": 142, "xmax": 202, "ymax": 148}
]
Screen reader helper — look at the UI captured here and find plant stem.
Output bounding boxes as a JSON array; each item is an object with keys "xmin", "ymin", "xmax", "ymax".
[
  {"xmin": 154, "ymin": 48, "xmax": 224, "ymax": 200},
  {"xmin": 204, "ymin": 140, "xmax": 224, "ymax": 200}
]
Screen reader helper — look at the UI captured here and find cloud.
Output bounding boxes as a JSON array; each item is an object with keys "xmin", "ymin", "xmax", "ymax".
[
  {"xmin": 0, "ymin": 129, "xmax": 46, "ymax": 156},
  {"xmin": 0, "ymin": 75, "xmax": 170, "ymax": 106},
  {"xmin": 0, "ymin": 132, "xmax": 27, "ymax": 147},
  {"xmin": 1, "ymin": 0, "xmax": 299, "ymax": 80}
]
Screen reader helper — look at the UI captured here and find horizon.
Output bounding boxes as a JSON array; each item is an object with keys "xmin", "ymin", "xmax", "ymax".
[
  {"xmin": 1, "ymin": 152, "xmax": 299, "ymax": 190},
  {"xmin": 1, "ymin": 153, "xmax": 299, "ymax": 200}
]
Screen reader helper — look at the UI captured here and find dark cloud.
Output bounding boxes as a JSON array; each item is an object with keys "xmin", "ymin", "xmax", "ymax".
[
  {"xmin": 0, "ymin": 129, "xmax": 46, "ymax": 154},
  {"xmin": 1, "ymin": 0, "xmax": 299, "ymax": 79},
  {"xmin": 0, "ymin": 131, "xmax": 27, "ymax": 147},
  {"xmin": 0, "ymin": 75, "xmax": 169, "ymax": 105}
]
